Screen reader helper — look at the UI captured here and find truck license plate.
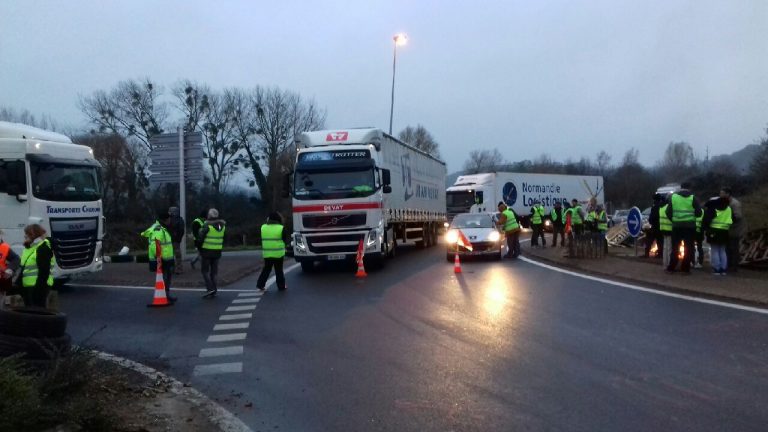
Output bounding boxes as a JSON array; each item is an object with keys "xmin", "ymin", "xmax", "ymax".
[{"xmin": 327, "ymin": 254, "xmax": 346, "ymax": 261}]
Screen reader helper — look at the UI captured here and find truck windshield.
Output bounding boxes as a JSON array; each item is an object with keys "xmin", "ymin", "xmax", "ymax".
[
  {"xmin": 294, "ymin": 168, "xmax": 375, "ymax": 200},
  {"xmin": 30, "ymin": 162, "xmax": 102, "ymax": 202},
  {"xmin": 447, "ymin": 190, "xmax": 475, "ymax": 208}
]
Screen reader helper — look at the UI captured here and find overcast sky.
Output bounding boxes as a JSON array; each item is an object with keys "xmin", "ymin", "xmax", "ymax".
[{"xmin": 1, "ymin": 0, "xmax": 766, "ymax": 173}]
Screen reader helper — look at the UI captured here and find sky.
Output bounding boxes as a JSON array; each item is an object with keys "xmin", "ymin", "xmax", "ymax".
[{"xmin": 1, "ymin": 0, "xmax": 767, "ymax": 174}]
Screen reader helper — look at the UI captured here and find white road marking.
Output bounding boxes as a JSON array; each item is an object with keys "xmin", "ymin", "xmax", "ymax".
[
  {"xmin": 67, "ymin": 284, "xmax": 254, "ymax": 292},
  {"xmin": 231, "ymin": 298, "xmax": 260, "ymax": 304},
  {"xmin": 237, "ymin": 292, "xmax": 263, "ymax": 297},
  {"xmin": 214, "ymin": 322, "xmax": 250, "ymax": 331},
  {"xmin": 193, "ymin": 362, "xmax": 243, "ymax": 376},
  {"xmin": 198, "ymin": 346, "xmax": 244, "ymax": 358},
  {"xmin": 225, "ymin": 305, "xmax": 257, "ymax": 312},
  {"xmin": 219, "ymin": 313, "xmax": 253, "ymax": 321},
  {"xmin": 519, "ymin": 256, "xmax": 768, "ymax": 315},
  {"xmin": 207, "ymin": 333, "xmax": 247, "ymax": 342}
]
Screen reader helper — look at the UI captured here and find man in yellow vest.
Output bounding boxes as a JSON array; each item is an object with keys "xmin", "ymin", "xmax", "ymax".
[
  {"xmin": 529, "ymin": 200, "xmax": 546, "ymax": 248},
  {"xmin": 497, "ymin": 202, "xmax": 521, "ymax": 259},
  {"xmin": 596, "ymin": 204, "xmax": 609, "ymax": 254},
  {"xmin": 664, "ymin": 182, "xmax": 702, "ymax": 273},
  {"xmin": 198, "ymin": 208, "xmax": 226, "ymax": 298},
  {"xmin": 257, "ymin": 212, "xmax": 287, "ymax": 291},
  {"xmin": 190, "ymin": 209, "xmax": 208, "ymax": 270},
  {"xmin": 550, "ymin": 201, "xmax": 565, "ymax": 248},
  {"xmin": 142, "ymin": 211, "xmax": 177, "ymax": 303}
]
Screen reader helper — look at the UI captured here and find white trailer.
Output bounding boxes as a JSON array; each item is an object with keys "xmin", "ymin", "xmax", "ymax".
[
  {"xmin": 446, "ymin": 172, "xmax": 604, "ymax": 225},
  {"xmin": 290, "ymin": 128, "xmax": 446, "ymax": 271},
  {"xmin": 0, "ymin": 122, "xmax": 105, "ymax": 282}
]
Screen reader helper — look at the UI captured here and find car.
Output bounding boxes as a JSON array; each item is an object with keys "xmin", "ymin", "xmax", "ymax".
[
  {"xmin": 609, "ymin": 209, "xmax": 630, "ymax": 227},
  {"xmin": 445, "ymin": 213, "xmax": 506, "ymax": 261}
]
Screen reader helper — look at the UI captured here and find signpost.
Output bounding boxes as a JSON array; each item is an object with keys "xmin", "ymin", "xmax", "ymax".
[
  {"xmin": 148, "ymin": 129, "xmax": 204, "ymax": 262},
  {"xmin": 627, "ymin": 206, "xmax": 643, "ymax": 257}
]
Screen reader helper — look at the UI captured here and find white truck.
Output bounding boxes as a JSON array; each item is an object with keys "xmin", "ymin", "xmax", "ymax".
[
  {"xmin": 0, "ymin": 122, "xmax": 105, "ymax": 283},
  {"xmin": 290, "ymin": 128, "xmax": 446, "ymax": 271},
  {"xmin": 446, "ymin": 172, "xmax": 605, "ymax": 226}
]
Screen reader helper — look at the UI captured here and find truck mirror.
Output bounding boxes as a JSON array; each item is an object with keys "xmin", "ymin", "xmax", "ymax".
[
  {"xmin": 383, "ymin": 185, "xmax": 392, "ymax": 194},
  {"xmin": 382, "ymin": 169, "xmax": 391, "ymax": 186},
  {"xmin": 281, "ymin": 172, "xmax": 292, "ymax": 198},
  {"xmin": 475, "ymin": 191, "xmax": 484, "ymax": 204}
]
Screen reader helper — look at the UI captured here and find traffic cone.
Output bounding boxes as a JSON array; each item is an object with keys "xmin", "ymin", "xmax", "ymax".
[
  {"xmin": 355, "ymin": 239, "xmax": 367, "ymax": 278},
  {"xmin": 148, "ymin": 241, "xmax": 172, "ymax": 308},
  {"xmin": 453, "ymin": 252, "xmax": 462, "ymax": 273}
]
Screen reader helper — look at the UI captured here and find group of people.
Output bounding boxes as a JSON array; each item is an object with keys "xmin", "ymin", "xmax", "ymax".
[
  {"xmin": 141, "ymin": 207, "xmax": 288, "ymax": 303},
  {"xmin": 0, "ymin": 224, "xmax": 55, "ymax": 310},
  {"xmin": 645, "ymin": 183, "xmax": 744, "ymax": 275}
]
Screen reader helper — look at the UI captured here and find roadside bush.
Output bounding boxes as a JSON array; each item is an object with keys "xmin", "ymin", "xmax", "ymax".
[{"xmin": 0, "ymin": 356, "xmax": 40, "ymax": 431}]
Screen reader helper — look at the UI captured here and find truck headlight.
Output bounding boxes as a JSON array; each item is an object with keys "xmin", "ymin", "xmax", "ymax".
[
  {"xmin": 445, "ymin": 230, "xmax": 458, "ymax": 244},
  {"xmin": 366, "ymin": 229, "xmax": 378, "ymax": 247},
  {"xmin": 488, "ymin": 231, "xmax": 501, "ymax": 242},
  {"xmin": 294, "ymin": 234, "xmax": 307, "ymax": 252}
]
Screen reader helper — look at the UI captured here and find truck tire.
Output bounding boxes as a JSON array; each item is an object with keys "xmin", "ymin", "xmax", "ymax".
[
  {"xmin": 0, "ymin": 333, "xmax": 72, "ymax": 360},
  {"xmin": 0, "ymin": 308, "xmax": 68, "ymax": 338}
]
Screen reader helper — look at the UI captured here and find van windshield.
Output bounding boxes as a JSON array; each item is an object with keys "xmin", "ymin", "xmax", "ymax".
[{"xmin": 31, "ymin": 162, "xmax": 102, "ymax": 202}]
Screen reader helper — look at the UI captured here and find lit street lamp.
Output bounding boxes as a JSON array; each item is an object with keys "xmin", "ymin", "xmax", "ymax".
[{"xmin": 389, "ymin": 33, "xmax": 408, "ymax": 135}]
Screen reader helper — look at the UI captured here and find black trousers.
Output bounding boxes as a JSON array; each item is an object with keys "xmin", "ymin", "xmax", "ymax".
[
  {"xmin": 505, "ymin": 231, "xmax": 520, "ymax": 258},
  {"xmin": 668, "ymin": 227, "xmax": 695, "ymax": 272},
  {"xmin": 531, "ymin": 224, "xmax": 546, "ymax": 246},
  {"xmin": 162, "ymin": 263, "xmax": 175, "ymax": 297},
  {"xmin": 552, "ymin": 225, "xmax": 565, "ymax": 246},
  {"xmin": 726, "ymin": 235, "xmax": 741, "ymax": 271},
  {"xmin": 20, "ymin": 285, "xmax": 49, "ymax": 308},
  {"xmin": 201, "ymin": 257, "xmax": 220, "ymax": 292},
  {"xmin": 257, "ymin": 257, "xmax": 285, "ymax": 290},
  {"xmin": 644, "ymin": 229, "xmax": 662, "ymax": 257}
]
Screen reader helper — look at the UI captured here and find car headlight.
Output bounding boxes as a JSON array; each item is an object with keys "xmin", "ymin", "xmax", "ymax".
[
  {"xmin": 544, "ymin": 219, "xmax": 552, "ymax": 227},
  {"xmin": 445, "ymin": 230, "xmax": 458, "ymax": 244},
  {"xmin": 488, "ymin": 231, "xmax": 501, "ymax": 242}
]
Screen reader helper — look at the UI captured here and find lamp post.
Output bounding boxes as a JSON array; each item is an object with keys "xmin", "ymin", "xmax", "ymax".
[{"xmin": 389, "ymin": 33, "xmax": 407, "ymax": 135}]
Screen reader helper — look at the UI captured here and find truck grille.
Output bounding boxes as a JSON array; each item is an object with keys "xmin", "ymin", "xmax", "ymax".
[
  {"xmin": 303, "ymin": 213, "xmax": 366, "ymax": 228},
  {"xmin": 306, "ymin": 233, "xmax": 365, "ymax": 254},
  {"xmin": 49, "ymin": 218, "xmax": 98, "ymax": 269}
]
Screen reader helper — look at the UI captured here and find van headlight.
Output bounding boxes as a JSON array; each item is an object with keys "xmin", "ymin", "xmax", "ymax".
[
  {"xmin": 488, "ymin": 231, "xmax": 501, "ymax": 242},
  {"xmin": 445, "ymin": 230, "xmax": 458, "ymax": 244}
]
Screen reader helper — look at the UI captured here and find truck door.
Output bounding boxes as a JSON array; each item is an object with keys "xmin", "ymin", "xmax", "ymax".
[{"xmin": 0, "ymin": 159, "xmax": 30, "ymax": 244}]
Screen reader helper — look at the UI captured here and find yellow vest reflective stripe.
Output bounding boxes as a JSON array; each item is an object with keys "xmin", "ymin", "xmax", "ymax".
[
  {"xmin": 710, "ymin": 207, "xmax": 733, "ymax": 230},
  {"xmin": 202, "ymin": 224, "xmax": 225, "ymax": 250},
  {"xmin": 502, "ymin": 209, "xmax": 519, "ymax": 232},
  {"xmin": 671, "ymin": 194, "xmax": 695, "ymax": 223},
  {"xmin": 531, "ymin": 205, "xmax": 544, "ymax": 224},
  {"xmin": 659, "ymin": 204, "xmax": 672, "ymax": 232},
  {"xmin": 143, "ymin": 222, "xmax": 174, "ymax": 260},
  {"xmin": 261, "ymin": 224, "xmax": 285, "ymax": 258},
  {"xmin": 571, "ymin": 206, "xmax": 583, "ymax": 225},
  {"xmin": 21, "ymin": 239, "xmax": 55, "ymax": 288},
  {"xmin": 597, "ymin": 211, "xmax": 608, "ymax": 231}
]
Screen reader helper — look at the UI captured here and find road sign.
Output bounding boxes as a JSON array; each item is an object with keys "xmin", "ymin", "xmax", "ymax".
[
  {"xmin": 627, "ymin": 206, "xmax": 643, "ymax": 238},
  {"xmin": 148, "ymin": 131, "xmax": 204, "ymax": 189}
]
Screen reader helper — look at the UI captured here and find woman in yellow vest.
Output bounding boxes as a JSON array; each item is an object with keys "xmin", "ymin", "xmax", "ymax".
[
  {"xmin": 16, "ymin": 224, "xmax": 55, "ymax": 308},
  {"xmin": 198, "ymin": 208, "xmax": 226, "ymax": 298},
  {"xmin": 703, "ymin": 196, "xmax": 733, "ymax": 275},
  {"xmin": 141, "ymin": 211, "xmax": 176, "ymax": 303},
  {"xmin": 257, "ymin": 212, "xmax": 287, "ymax": 291}
]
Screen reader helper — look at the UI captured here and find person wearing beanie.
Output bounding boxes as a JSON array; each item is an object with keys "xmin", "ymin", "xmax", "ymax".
[
  {"xmin": 257, "ymin": 212, "xmax": 287, "ymax": 291},
  {"xmin": 198, "ymin": 208, "xmax": 226, "ymax": 298}
]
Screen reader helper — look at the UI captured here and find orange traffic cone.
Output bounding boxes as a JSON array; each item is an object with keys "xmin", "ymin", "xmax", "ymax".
[
  {"xmin": 453, "ymin": 252, "xmax": 462, "ymax": 274},
  {"xmin": 355, "ymin": 239, "xmax": 367, "ymax": 278},
  {"xmin": 148, "ymin": 241, "xmax": 172, "ymax": 308}
]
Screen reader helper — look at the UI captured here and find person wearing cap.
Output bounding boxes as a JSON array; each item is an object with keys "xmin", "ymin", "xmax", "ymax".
[
  {"xmin": 142, "ymin": 211, "xmax": 176, "ymax": 303},
  {"xmin": 550, "ymin": 201, "xmax": 565, "ymax": 247},
  {"xmin": 529, "ymin": 199, "xmax": 546, "ymax": 248},
  {"xmin": 496, "ymin": 201, "xmax": 521, "ymax": 259},
  {"xmin": 0, "ymin": 229, "xmax": 21, "ymax": 309},
  {"xmin": 198, "ymin": 209, "xmax": 226, "ymax": 298},
  {"xmin": 168, "ymin": 206, "xmax": 186, "ymax": 274},
  {"xmin": 257, "ymin": 212, "xmax": 288, "ymax": 291}
]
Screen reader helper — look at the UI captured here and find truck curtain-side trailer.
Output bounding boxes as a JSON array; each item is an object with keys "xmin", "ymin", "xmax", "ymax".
[
  {"xmin": 0, "ymin": 121, "xmax": 105, "ymax": 283},
  {"xmin": 446, "ymin": 172, "xmax": 604, "ymax": 226},
  {"xmin": 289, "ymin": 128, "xmax": 446, "ymax": 272}
]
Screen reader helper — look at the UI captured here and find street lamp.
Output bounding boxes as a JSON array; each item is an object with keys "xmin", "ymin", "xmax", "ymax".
[{"xmin": 389, "ymin": 33, "xmax": 408, "ymax": 135}]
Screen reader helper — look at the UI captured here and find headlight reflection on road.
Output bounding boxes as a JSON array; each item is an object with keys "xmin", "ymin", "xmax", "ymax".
[{"xmin": 483, "ymin": 268, "xmax": 512, "ymax": 320}]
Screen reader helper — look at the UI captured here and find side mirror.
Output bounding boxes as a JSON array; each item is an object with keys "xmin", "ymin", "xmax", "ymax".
[
  {"xmin": 281, "ymin": 172, "xmax": 292, "ymax": 198},
  {"xmin": 383, "ymin": 185, "xmax": 392, "ymax": 194},
  {"xmin": 6, "ymin": 184, "xmax": 27, "ymax": 202},
  {"xmin": 382, "ymin": 169, "xmax": 391, "ymax": 186}
]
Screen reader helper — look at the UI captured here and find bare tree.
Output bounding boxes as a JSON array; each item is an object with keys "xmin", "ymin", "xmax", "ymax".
[
  {"xmin": 462, "ymin": 148, "xmax": 508, "ymax": 174},
  {"xmin": 596, "ymin": 150, "xmax": 612, "ymax": 174},
  {"xmin": 622, "ymin": 148, "xmax": 640, "ymax": 166},
  {"xmin": 658, "ymin": 141, "xmax": 699, "ymax": 181},
  {"xmin": 78, "ymin": 78, "xmax": 167, "ymax": 152},
  {"xmin": 398, "ymin": 124, "xmax": 441, "ymax": 158},
  {"xmin": 0, "ymin": 107, "xmax": 60, "ymax": 131},
  {"xmin": 751, "ymin": 127, "xmax": 768, "ymax": 185}
]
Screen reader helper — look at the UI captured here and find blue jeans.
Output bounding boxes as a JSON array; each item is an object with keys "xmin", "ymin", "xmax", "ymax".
[{"xmin": 710, "ymin": 243, "xmax": 727, "ymax": 273}]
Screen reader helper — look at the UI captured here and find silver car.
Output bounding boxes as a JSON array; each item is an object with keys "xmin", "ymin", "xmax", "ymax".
[{"xmin": 445, "ymin": 213, "xmax": 507, "ymax": 261}]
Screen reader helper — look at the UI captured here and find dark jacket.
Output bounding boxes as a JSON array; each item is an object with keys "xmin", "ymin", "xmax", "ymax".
[
  {"xmin": 169, "ymin": 216, "xmax": 186, "ymax": 243},
  {"xmin": 551, "ymin": 207, "xmax": 564, "ymax": 227},
  {"xmin": 648, "ymin": 202, "xmax": 661, "ymax": 230},
  {"xmin": 703, "ymin": 197, "xmax": 730, "ymax": 245},
  {"xmin": 191, "ymin": 218, "xmax": 205, "ymax": 242},
  {"xmin": 665, "ymin": 190, "xmax": 702, "ymax": 229},
  {"xmin": 197, "ymin": 219, "xmax": 226, "ymax": 259}
]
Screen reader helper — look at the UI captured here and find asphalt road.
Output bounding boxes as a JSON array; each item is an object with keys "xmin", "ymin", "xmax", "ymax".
[{"xmin": 60, "ymin": 242, "xmax": 768, "ymax": 432}]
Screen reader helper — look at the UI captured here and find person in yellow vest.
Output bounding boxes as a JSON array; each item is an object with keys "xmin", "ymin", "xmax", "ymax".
[
  {"xmin": 529, "ymin": 200, "xmax": 546, "ymax": 248},
  {"xmin": 569, "ymin": 199, "xmax": 585, "ymax": 236},
  {"xmin": 190, "ymin": 209, "xmax": 208, "ymax": 270},
  {"xmin": 550, "ymin": 201, "xmax": 565, "ymax": 247},
  {"xmin": 703, "ymin": 196, "xmax": 732, "ymax": 275},
  {"xmin": 665, "ymin": 183, "xmax": 702, "ymax": 274},
  {"xmin": 257, "ymin": 212, "xmax": 287, "ymax": 291},
  {"xmin": 0, "ymin": 229, "xmax": 21, "ymax": 309},
  {"xmin": 496, "ymin": 202, "xmax": 521, "ymax": 259},
  {"xmin": 658, "ymin": 198, "xmax": 673, "ymax": 268},
  {"xmin": 141, "ymin": 211, "xmax": 177, "ymax": 303},
  {"xmin": 15, "ymin": 224, "xmax": 55, "ymax": 308},
  {"xmin": 596, "ymin": 204, "xmax": 609, "ymax": 254},
  {"xmin": 199, "ymin": 208, "xmax": 226, "ymax": 298}
]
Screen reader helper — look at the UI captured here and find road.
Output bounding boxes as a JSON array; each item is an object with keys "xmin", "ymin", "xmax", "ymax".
[{"xmin": 60, "ymin": 242, "xmax": 768, "ymax": 432}]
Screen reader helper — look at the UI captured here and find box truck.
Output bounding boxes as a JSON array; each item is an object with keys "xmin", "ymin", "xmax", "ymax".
[
  {"xmin": 289, "ymin": 128, "xmax": 446, "ymax": 272},
  {"xmin": 0, "ymin": 122, "xmax": 105, "ymax": 283},
  {"xmin": 446, "ymin": 172, "xmax": 604, "ymax": 226}
]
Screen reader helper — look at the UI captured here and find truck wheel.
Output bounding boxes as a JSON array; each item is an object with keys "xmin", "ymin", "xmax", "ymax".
[
  {"xmin": 0, "ymin": 308, "xmax": 68, "ymax": 338},
  {"xmin": 300, "ymin": 261, "xmax": 315, "ymax": 273}
]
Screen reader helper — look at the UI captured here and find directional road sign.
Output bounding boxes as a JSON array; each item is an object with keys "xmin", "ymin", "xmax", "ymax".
[
  {"xmin": 148, "ymin": 131, "xmax": 204, "ymax": 188},
  {"xmin": 627, "ymin": 206, "xmax": 643, "ymax": 238}
]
